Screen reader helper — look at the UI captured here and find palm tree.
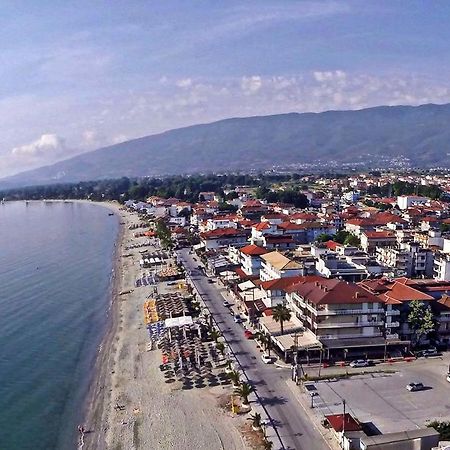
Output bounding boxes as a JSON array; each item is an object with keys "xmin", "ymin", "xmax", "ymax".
[
  {"xmin": 228, "ymin": 369, "xmax": 241, "ymax": 387},
  {"xmin": 236, "ymin": 382, "xmax": 255, "ymax": 406},
  {"xmin": 248, "ymin": 412, "xmax": 262, "ymax": 430},
  {"xmin": 255, "ymin": 332, "xmax": 272, "ymax": 356},
  {"xmin": 272, "ymin": 304, "xmax": 291, "ymax": 335},
  {"xmin": 216, "ymin": 341, "xmax": 226, "ymax": 356},
  {"xmin": 210, "ymin": 329, "xmax": 222, "ymax": 343}
]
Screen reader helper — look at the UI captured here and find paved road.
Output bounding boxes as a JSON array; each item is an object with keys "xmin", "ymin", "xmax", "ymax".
[{"xmin": 178, "ymin": 248, "xmax": 330, "ymax": 450}]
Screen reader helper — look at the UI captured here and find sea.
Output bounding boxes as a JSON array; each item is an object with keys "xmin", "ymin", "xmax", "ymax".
[{"xmin": 0, "ymin": 200, "xmax": 119, "ymax": 450}]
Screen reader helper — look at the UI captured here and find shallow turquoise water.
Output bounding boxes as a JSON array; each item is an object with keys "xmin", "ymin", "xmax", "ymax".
[{"xmin": 0, "ymin": 201, "xmax": 118, "ymax": 450}]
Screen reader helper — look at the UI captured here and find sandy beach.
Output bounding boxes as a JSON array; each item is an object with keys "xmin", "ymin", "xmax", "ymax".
[{"xmin": 80, "ymin": 202, "xmax": 249, "ymax": 450}]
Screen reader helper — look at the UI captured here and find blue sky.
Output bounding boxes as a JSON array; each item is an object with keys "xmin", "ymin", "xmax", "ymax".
[{"xmin": 2, "ymin": 0, "xmax": 450, "ymax": 176}]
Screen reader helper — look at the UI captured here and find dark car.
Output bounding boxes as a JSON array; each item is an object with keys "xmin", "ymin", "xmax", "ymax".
[
  {"xmin": 406, "ymin": 382, "xmax": 425, "ymax": 392},
  {"xmin": 304, "ymin": 383, "xmax": 318, "ymax": 397}
]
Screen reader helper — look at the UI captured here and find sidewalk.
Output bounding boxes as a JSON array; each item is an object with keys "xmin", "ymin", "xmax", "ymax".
[
  {"xmin": 285, "ymin": 380, "xmax": 339, "ymax": 450},
  {"xmin": 182, "ymin": 262, "xmax": 284, "ymax": 450}
]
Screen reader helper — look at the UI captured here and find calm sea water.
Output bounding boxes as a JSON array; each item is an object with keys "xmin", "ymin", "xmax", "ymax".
[{"xmin": 0, "ymin": 201, "xmax": 118, "ymax": 450}]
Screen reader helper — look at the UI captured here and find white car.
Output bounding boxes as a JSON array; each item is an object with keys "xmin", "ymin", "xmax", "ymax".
[
  {"xmin": 261, "ymin": 354, "xmax": 275, "ymax": 364},
  {"xmin": 349, "ymin": 359, "xmax": 369, "ymax": 368},
  {"xmin": 222, "ymin": 300, "xmax": 231, "ymax": 307},
  {"xmin": 446, "ymin": 373, "xmax": 450, "ymax": 383}
]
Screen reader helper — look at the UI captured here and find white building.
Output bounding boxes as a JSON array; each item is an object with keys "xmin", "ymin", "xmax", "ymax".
[
  {"xmin": 259, "ymin": 251, "xmax": 303, "ymax": 281},
  {"xmin": 397, "ymin": 195, "xmax": 428, "ymax": 210}
]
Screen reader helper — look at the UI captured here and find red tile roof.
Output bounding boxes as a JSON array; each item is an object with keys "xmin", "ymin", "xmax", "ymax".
[
  {"xmin": 359, "ymin": 278, "xmax": 434, "ymax": 304},
  {"xmin": 258, "ymin": 275, "xmax": 322, "ymax": 292},
  {"xmin": 254, "ymin": 222, "xmax": 271, "ymax": 231},
  {"xmin": 240, "ymin": 244, "xmax": 268, "ymax": 256},
  {"xmin": 277, "ymin": 222, "xmax": 305, "ymax": 231},
  {"xmin": 363, "ymin": 231, "xmax": 396, "ymax": 239},
  {"xmin": 234, "ymin": 268, "xmax": 259, "ymax": 281},
  {"xmin": 287, "ymin": 279, "xmax": 381, "ymax": 305}
]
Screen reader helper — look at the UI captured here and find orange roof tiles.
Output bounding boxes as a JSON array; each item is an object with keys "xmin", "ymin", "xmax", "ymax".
[{"xmin": 240, "ymin": 244, "xmax": 268, "ymax": 256}]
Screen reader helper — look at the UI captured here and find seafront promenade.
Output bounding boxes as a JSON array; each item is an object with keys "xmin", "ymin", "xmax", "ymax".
[{"xmin": 83, "ymin": 204, "xmax": 249, "ymax": 450}]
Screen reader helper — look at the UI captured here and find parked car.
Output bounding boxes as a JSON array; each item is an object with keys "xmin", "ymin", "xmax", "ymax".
[
  {"xmin": 222, "ymin": 300, "xmax": 231, "ymax": 307},
  {"xmin": 244, "ymin": 330, "xmax": 254, "ymax": 339},
  {"xmin": 234, "ymin": 314, "xmax": 243, "ymax": 323},
  {"xmin": 207, "ymin": 279, "xmax": 214, "ymax": 284},
  {"xmin": 406, "ymin": 382, "xmax": 425, "ymax": 392},
  {"xmin": 261, "ymin": 354, "xmax": 275, "ymax": 364},
  {"xmin": 423, "ymin": 348, "xmax": 439, "ymax": 357},
  {"xmin": 304, "ymin": 383, "xmax": 318, "ymax": 397},
  {"xmin": 446, "ymin": 373, "xmax": 450, "ymax": 383},
  {"xmin": 349, "ymin": 360, "xmax": 370, "ymax": 368}
]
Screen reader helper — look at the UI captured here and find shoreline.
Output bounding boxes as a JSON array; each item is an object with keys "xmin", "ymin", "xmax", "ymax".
[
  {"xmin": 74, "ymin": 199, "xmax": 248, "ymax": 450},
  {"xmin": 77, "ymin": 200, "xmax": 126, "ymax": 450}
]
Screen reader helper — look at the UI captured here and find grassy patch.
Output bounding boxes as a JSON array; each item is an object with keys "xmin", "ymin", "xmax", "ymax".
[{"xmin": 304, "ymin": 369, "xmax": 396, "ymax": 382}]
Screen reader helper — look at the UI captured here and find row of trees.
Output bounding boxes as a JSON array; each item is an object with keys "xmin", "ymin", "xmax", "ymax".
[
  {"xmin": 315, "ymin": 230, "xmax": 361, "ymax": 247},
  {"xmin": 367, "ymin": 181, "xmax": 443, "ymax": 200},
  {"xmin": 0, "ymin": 173, "xmax": 302, "ymax": 203},
  {"xmin": 255, "ymin": 186, "xmax": 309, "ymax": 209}
]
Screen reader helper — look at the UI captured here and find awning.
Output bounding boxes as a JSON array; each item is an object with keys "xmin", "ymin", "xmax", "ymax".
[{"xmin": 164, "ymin": 316, "xmax": 194, "ymax": 328}]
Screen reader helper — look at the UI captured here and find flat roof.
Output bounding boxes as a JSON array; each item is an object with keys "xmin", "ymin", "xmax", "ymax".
[{"xmin": 360, "ymin": 428, "xmax": 439, "ymax": 446}]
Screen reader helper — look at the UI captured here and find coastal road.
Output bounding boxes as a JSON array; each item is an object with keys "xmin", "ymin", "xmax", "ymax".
[{"xmin": 177, "ymin": 248, "xmax": 330, "ymax": 450}]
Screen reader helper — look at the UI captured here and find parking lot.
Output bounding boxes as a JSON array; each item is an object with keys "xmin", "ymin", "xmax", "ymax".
[{"xmin": 311, "ymin": 354, "xmax": 450, "ymax": 433}]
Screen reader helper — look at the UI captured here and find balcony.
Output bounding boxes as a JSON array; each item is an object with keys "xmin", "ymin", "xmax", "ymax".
[
  {"xmin": 316, "ymin": 308, "xmax": 384, "ymax": 316},
  {"xmin": 386, "ymin": 333, "xmax": 400, "ymax": 340},
  {"xmin": 320, "ymin": 332, "xmax": 383, "ymax": 340},
  {"xmin": 385, "ymin": 310, "xmax": 400, "ymax": 316},
  {"xmin": 315, "ymin": 321, "xmax": 384, "ymax": 329},
  {"xmin": 386, "ymin": 321, "xmax": 400, "ymax": 327}
]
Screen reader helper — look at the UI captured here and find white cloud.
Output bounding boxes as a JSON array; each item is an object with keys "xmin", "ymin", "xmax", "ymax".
[
  {"xmin": 241, "ymin": 75, "xmax": 262, "ymax": 94},
  {"xmin": 12, "ymin": 134, "xmax": 67, "ymax": 159},
  {"xmin": 176, "ymin": 78, "xmax": 192, "ymax": 88},
  {"xmin": 313, "ymin": 70, "xmax": 346, "ymax": 82}
]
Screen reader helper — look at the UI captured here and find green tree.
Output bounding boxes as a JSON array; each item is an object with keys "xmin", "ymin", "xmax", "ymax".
[
  {"xmin": 236, "ymin": 382, "xmax": 255, "ymax": 406},
  {"xmin": 216, "ymin": 341, "xmax": 226, "ymax": 356},
  {"xmin": 273, "ymin": 304, "xmax": 292, "ymax": 335},
  {"xmin": 407, "ymin": 300, "xmax": 436, "ymax": 346},
  {"xmin": 427, "ymin": 421, "xmax": 450, "ymax": 440},
  {"xmin": 254, "ymin": 332, "xmax": 272, "ymax": 355},
  {"xmin": 228, "ymin": 370, "xmax": 241, "ymax": 387},
  {"xmin": 316, "ymin": 233, "xmax": 333, "ymax": 243},
  {"xmin": 248, "ymin": 412, "xmax": 262, "ymax": 430},
  {"xmin": 210, "ymin": 329, "xmax": 222, "ymax": 343},
  {"xmin": 344, "ymin": 233, "xmax": 360, "ymax": 247}
]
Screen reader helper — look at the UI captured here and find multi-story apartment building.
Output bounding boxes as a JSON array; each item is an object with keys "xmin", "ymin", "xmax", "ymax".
[
  {"xmin": 259, "ymin": 251, "xmax": 302, "ymax": 281},
  {"xmin": 433, "ymin": 253, "xmax": 450, "ymax": 281},
  {"xmin": 239, "ymin": 244, "xmax": 267, "ymax": 276},
  {"xmin": 376, "ymin": 242, "xmax": 433, "ymax": 278},
  {"xmin": 361, "ymin": 230, "xmax": 397, "ymax": 254},
  {"xmin": 286, "ymin": 279, "xmax": 387, "ymax": 357}
]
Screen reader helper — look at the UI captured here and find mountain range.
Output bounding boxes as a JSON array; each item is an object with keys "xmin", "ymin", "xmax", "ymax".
[{"xmin": 2, "ymin": 102, "xmax": 450, "ymax": 189}]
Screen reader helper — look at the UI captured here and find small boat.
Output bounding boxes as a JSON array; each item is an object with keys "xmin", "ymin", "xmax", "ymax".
[{"xmin": 108, "ymin": 212, "xmax": 114, "ymax": 216}]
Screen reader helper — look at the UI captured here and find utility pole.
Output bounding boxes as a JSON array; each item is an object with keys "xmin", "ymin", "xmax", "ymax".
[
  {"xmin": 342, "ymin": 399, "xmax": 346, "ymax": 448},
  {"xmin": 318, "ymin": 348, "xmax": 323, "ymax": 377},
  {"xmin": 292, "ymin": 332, "xmax": 301, "ymax": 385}
]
